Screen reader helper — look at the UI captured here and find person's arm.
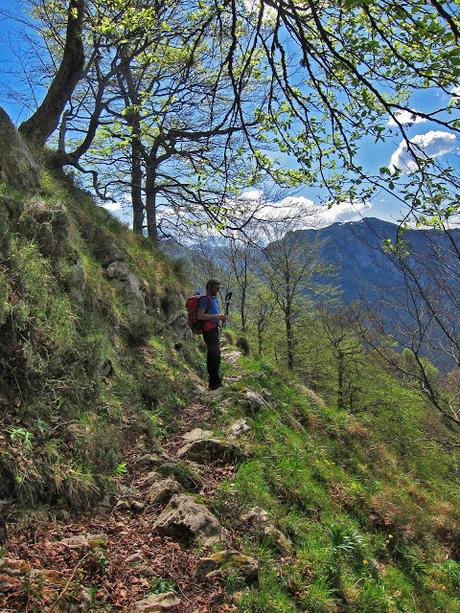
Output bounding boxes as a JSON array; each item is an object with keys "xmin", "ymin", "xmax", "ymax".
[
  {"xmin": 197, "ymin": 308, "xmax": 226, "ymax": 321},
  {"xmin": 197, "ymin": 297, "xmax": 226, "ymax": 321}
]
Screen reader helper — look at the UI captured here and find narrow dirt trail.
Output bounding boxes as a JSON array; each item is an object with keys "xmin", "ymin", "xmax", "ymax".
[{"xmin": 1, "ymin": 355, "xmax": 243, "ymax": 612}]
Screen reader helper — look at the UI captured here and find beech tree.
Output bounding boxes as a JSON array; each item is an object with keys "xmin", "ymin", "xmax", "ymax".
[
  {"xmin": 358, "ymin": 228, "xmax": 460, "ymax": 428},
  {"xmin": 18, "ymin": 0, "xmax": 85, "ymax": 147},
  {"xmin": 260, "ymin": 220, "xmax": 329, "ymax": 369},
  {"xmin": 3, "ymin": 0, "xmax": 459, "ymax": 232}
]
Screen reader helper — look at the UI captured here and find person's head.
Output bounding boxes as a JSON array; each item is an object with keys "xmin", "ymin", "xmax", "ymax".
[{"xmin": 206, "ymin": 279, "xmax": 221, "ymax": 296}]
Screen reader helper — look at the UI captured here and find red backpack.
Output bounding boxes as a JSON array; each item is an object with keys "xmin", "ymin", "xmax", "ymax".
[{"xmin": 186, "ymin": 293, "xmax": 211, "ymax": 334}]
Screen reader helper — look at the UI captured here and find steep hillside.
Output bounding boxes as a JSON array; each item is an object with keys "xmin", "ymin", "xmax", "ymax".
[
  {"xmin": 0, "ymin": 139, "xmax": 459, "ymax": 611},
  {"xmin": 0, "ymin": 168, "xmax": 199, "ymax": 511}
]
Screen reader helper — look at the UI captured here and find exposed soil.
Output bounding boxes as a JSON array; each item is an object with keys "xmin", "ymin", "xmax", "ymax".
[{"xmin": 1, "ymin": 384, "xmax": 240, "ymax": 612}]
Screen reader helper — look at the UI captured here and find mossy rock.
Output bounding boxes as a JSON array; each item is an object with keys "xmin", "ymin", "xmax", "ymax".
[
  {"xmin": 195, "ymin": 550, "xmax": 259, "ymax": 585},
  {"xmin": 18, "ymin": 197, "xmax": 70, "ymax": 257}
]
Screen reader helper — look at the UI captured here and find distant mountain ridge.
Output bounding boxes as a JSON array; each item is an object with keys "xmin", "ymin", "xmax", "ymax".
[
  {"xmin": 287, "ymin": 217, "xmax": 459, "ymax": 369},
  {"xmin": 162, "ymin": 217, "xmax": 459, "ymax": 369},
  {"xmin": 290, "ymin": 217, "xmax": 432, "ymax": 301}
]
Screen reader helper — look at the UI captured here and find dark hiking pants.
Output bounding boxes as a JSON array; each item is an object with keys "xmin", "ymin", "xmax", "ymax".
[{"xmin": 203, "ymin": 326, "xmax": 221, "ymax": 388}]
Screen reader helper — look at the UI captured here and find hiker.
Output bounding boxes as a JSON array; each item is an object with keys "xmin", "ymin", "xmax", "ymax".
[{"xmin": 197, "ymin": 279, "xmax": 227, "ymax": 390}]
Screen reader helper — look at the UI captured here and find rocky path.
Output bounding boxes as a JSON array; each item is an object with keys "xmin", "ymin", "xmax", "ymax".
[{"xmin": 1, "ymin": 351, "xmax": 253, "ymax": 612}]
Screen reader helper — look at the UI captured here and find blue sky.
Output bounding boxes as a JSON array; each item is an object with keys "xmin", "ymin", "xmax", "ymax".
[{"xmin": 0, "ymin": 0, "xmax": 459, "ymax": 229}]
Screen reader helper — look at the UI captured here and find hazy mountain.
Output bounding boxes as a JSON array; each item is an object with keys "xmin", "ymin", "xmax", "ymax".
[
  {"xmin": 162, "ymin": 218, "xmax": 459, "ymax": 369},
  {"xmin": 289, "ymin": 217, "xmax": 422, "ymax": 301},
  {"xmin": 285, "ymin": 217, "xmax": 459, "ymax": 369}
]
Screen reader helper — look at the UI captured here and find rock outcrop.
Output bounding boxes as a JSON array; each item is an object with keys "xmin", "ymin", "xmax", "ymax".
[
  {"xmin": 152, "ymin": 494, "xmax": 228, "ymax": 548},
  {"xmin": 105, "ymin": 260, "xmax": 146, "ymax": 315},
  {"xmin": 176, "ymin": 429, "xmax": 243, "ymax": 464},
  {"xmin": 244, "ymin": 390, "xmax": 270, "ymax": 414},
  {"xmin": 0, "ymin": 107, "xmax": 40, "ymax": 191},
  {"xmin": 147, "ymin": 477, "xmax": 184, "ymax": 506},
  {"xmin": 241, "ymin": 507, "xmax": 292, "ymax": 555}
]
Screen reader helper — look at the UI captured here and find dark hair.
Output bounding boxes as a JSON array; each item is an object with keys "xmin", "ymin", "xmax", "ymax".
[{"xmin": 206, "ymin": 279, "xmax": 221, "ymax": 290}]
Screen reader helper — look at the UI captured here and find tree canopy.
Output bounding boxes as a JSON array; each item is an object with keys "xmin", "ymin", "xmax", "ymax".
[{"xmin": 2, "ymin": 0, "xmax": 459, "ymax": 236}]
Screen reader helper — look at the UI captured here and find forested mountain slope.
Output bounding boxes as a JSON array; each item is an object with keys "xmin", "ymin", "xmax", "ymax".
[
  {"xmin": 291, "ymin": 218, "xmax": 460, "ymax": 302},
  {"xmin": 170, "ymin": 218, "xmax": 459, "ymax": 370}
]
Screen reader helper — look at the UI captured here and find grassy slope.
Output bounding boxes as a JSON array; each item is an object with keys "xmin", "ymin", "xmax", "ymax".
[
  {"xmin": 1, "ymin": 173, "xmax": 459, "ymax": 611},
  {"xmin": 212, "ymin": 351, "xmax": 460, "ymax": 612},
  {"xmin": 0, "ymin": 171, "xmax": 204, "ymax": 511}
]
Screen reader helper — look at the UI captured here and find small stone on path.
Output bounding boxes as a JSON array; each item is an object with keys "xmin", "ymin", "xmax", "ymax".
[
  {"xmin": 148, "ymin": 478, "xmax": 183, "ymax": 506},
  {"xmin": 195, "ymin": 550, "xmax": 259, "ymax": 585},
  {"xmin": 152, "ymin": 494, "xmax": 229, "ymax": 548},
  {"xmin": 176, "ymin": 437, "xmax": 243, "ymax": 464},
  {"xmin": 135, "ymin": 591, "xmax": 181, "ymax": 612},
  {"xmin": 228, "ymin": 418, "xmax": 251, "ymax": 438}
]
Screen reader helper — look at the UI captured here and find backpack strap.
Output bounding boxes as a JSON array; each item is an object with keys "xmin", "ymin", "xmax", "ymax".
[{"xmin": 198, "ymin": 294, "xmax": 212, "ymax": 313}]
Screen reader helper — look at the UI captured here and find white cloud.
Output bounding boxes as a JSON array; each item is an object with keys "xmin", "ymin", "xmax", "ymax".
[
  {"xmin": 387, "ymin": 109, "xmax": 427, "ymax": 127},
  {"xmin": 389, "ymin": 130, "xmax": 457, "ymax": 173},
  {"xmin": 101, "ymin": 201, "xmax": 122, "ymax": 212},
  {"xmin": 314, "ymin": 200, "xmax": 372, "ymax": 227},
  {"xmin": 451, "ymin": 85, "xmax": 460, "ymax": 98},
  {"xmin": 254, "ymin": 195, "xmax": 372, "ymax": 229},
  {"xmin": 243, "ymin": 0, "xmax": 277, "ymax": 21},
  {"xmin": 241, "ymin": 189, "xmax": 264, "ymax": 201}
]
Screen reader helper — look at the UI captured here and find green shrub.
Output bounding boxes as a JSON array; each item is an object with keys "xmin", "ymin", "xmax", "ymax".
[{"xmin": 236, "ymin": 335, "xmax": 251, "ymax": 355}]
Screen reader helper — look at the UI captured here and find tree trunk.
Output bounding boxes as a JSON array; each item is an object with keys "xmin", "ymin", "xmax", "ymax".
[
  {"xmin": 257, "ymin": 321, "xmax": 263, "ymax": 356},
  {"xmin": 285, "ymin": 307, "xmax": 294, "ymax": 370},
  {"xmin": 145, "ymin": 170, "xmax": 158, "ymax": 244},
  {"xmin": 241, "ymin": 286, "xmax": 247, "ymax": 332},
  {"xmin": 131, "ymin": 138, "xmax": 144, "ymax": 235},
  {"xmin": 19, "ymin": 0, "xmax": 85, "ymax": 147},
  {"xmin": 337, "ymin": 350, "xmax": 345, "ymax": 410}
]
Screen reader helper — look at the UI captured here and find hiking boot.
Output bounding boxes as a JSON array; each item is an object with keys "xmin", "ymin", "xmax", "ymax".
[{"xmin": 209, "ymin": 381, "xmax": 223, "ymax": 391}]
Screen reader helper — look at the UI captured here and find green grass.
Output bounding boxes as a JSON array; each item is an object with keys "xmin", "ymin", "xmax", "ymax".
[
  {"xmin": 0, "ymin": 171, "xmax": 203, "ymax": 510},
  {"xmin": 213, "ymin": 352, "xmax": 460, "ymax": 612}
]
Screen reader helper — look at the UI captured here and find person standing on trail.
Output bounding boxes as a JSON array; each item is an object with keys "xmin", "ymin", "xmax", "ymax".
[{"xmin": 197, "ymin": 279, "xmax": 227, "ymax": 390}]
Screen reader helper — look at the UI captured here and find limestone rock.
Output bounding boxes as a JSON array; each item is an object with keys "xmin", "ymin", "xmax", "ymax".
[
  {"xmin": 157, "ymin": 461, "xmax": 203, "ymax": 491},
  {"xmin": 0, "ymin": 107, "xmax": 40, "ymax": 190},
  {"xmin": 164, "ymin": 308, "xmax": 189, "ymax": 338},
  {"xmin": 244, "ymin": 391, "xmax": 269, "ymax": 414},
  {"xmin": 262, "ymin": 524, "xmax": 293, "ymax": 556},
  {"xmin": 126, "ymin": 552, "xmax": 144, "ymax": 565},
  {"xmin": 139, "ymin": 470, "xmax": 162, "ymax": 488},
  {"xmin": 147, "ymin": 477, "xmax": 183, "ymax": 506},
  {"xmin": 135, "ymin": 591, "xmax": 181, "ymax": 612},
  {"xmin": 241, "ymin": 506, "xmax": 270, "ymax": 526},
  {"xmin": 137, "ymin": 564, "xmax": 157, "ymax": 578},
  {"xmin": 138, "ymin": 453, "xmax": 168, "ymax": 468},
  {"xmin": 176, "ymin": 436, "xmax": 243, "ymax": 464},
  {"xmin": 68, "ymin": 258, "xmax": 86, "ymax": 304},
  {"xmin": 195, "ymin": 550, "xmax": 259, "ymax": 585},
  {"xmin": 181, "ymin": 428, "xmax": 214, "ymax": 442},
  {"xmin": 106, "ymin": 260, "xmax": 146, "ymax": 314},
  {"xmin": 99, "ymin": 241, "xmax": 125, "ymax": 266},
  {"xmin": 241, "ymin": 507, "xmax": 292, "ymax": 555},
  {"xmin": 137, "ymin": 449, "xmax": 171, "ymax": 468},
  {"xmin": 59, "ymin": 533, "xmax": 108, "ymax": 550},
  {"xmin": 228, "ymin": 419, "xmax": 251, "ymax": 438},
  {"xmin": 131, "ymin": 500, "xmax": 145, "ymax": 513},
  {"xmin": 152, "ymin": 494, "xmax": 228, "ymax": 548}
]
